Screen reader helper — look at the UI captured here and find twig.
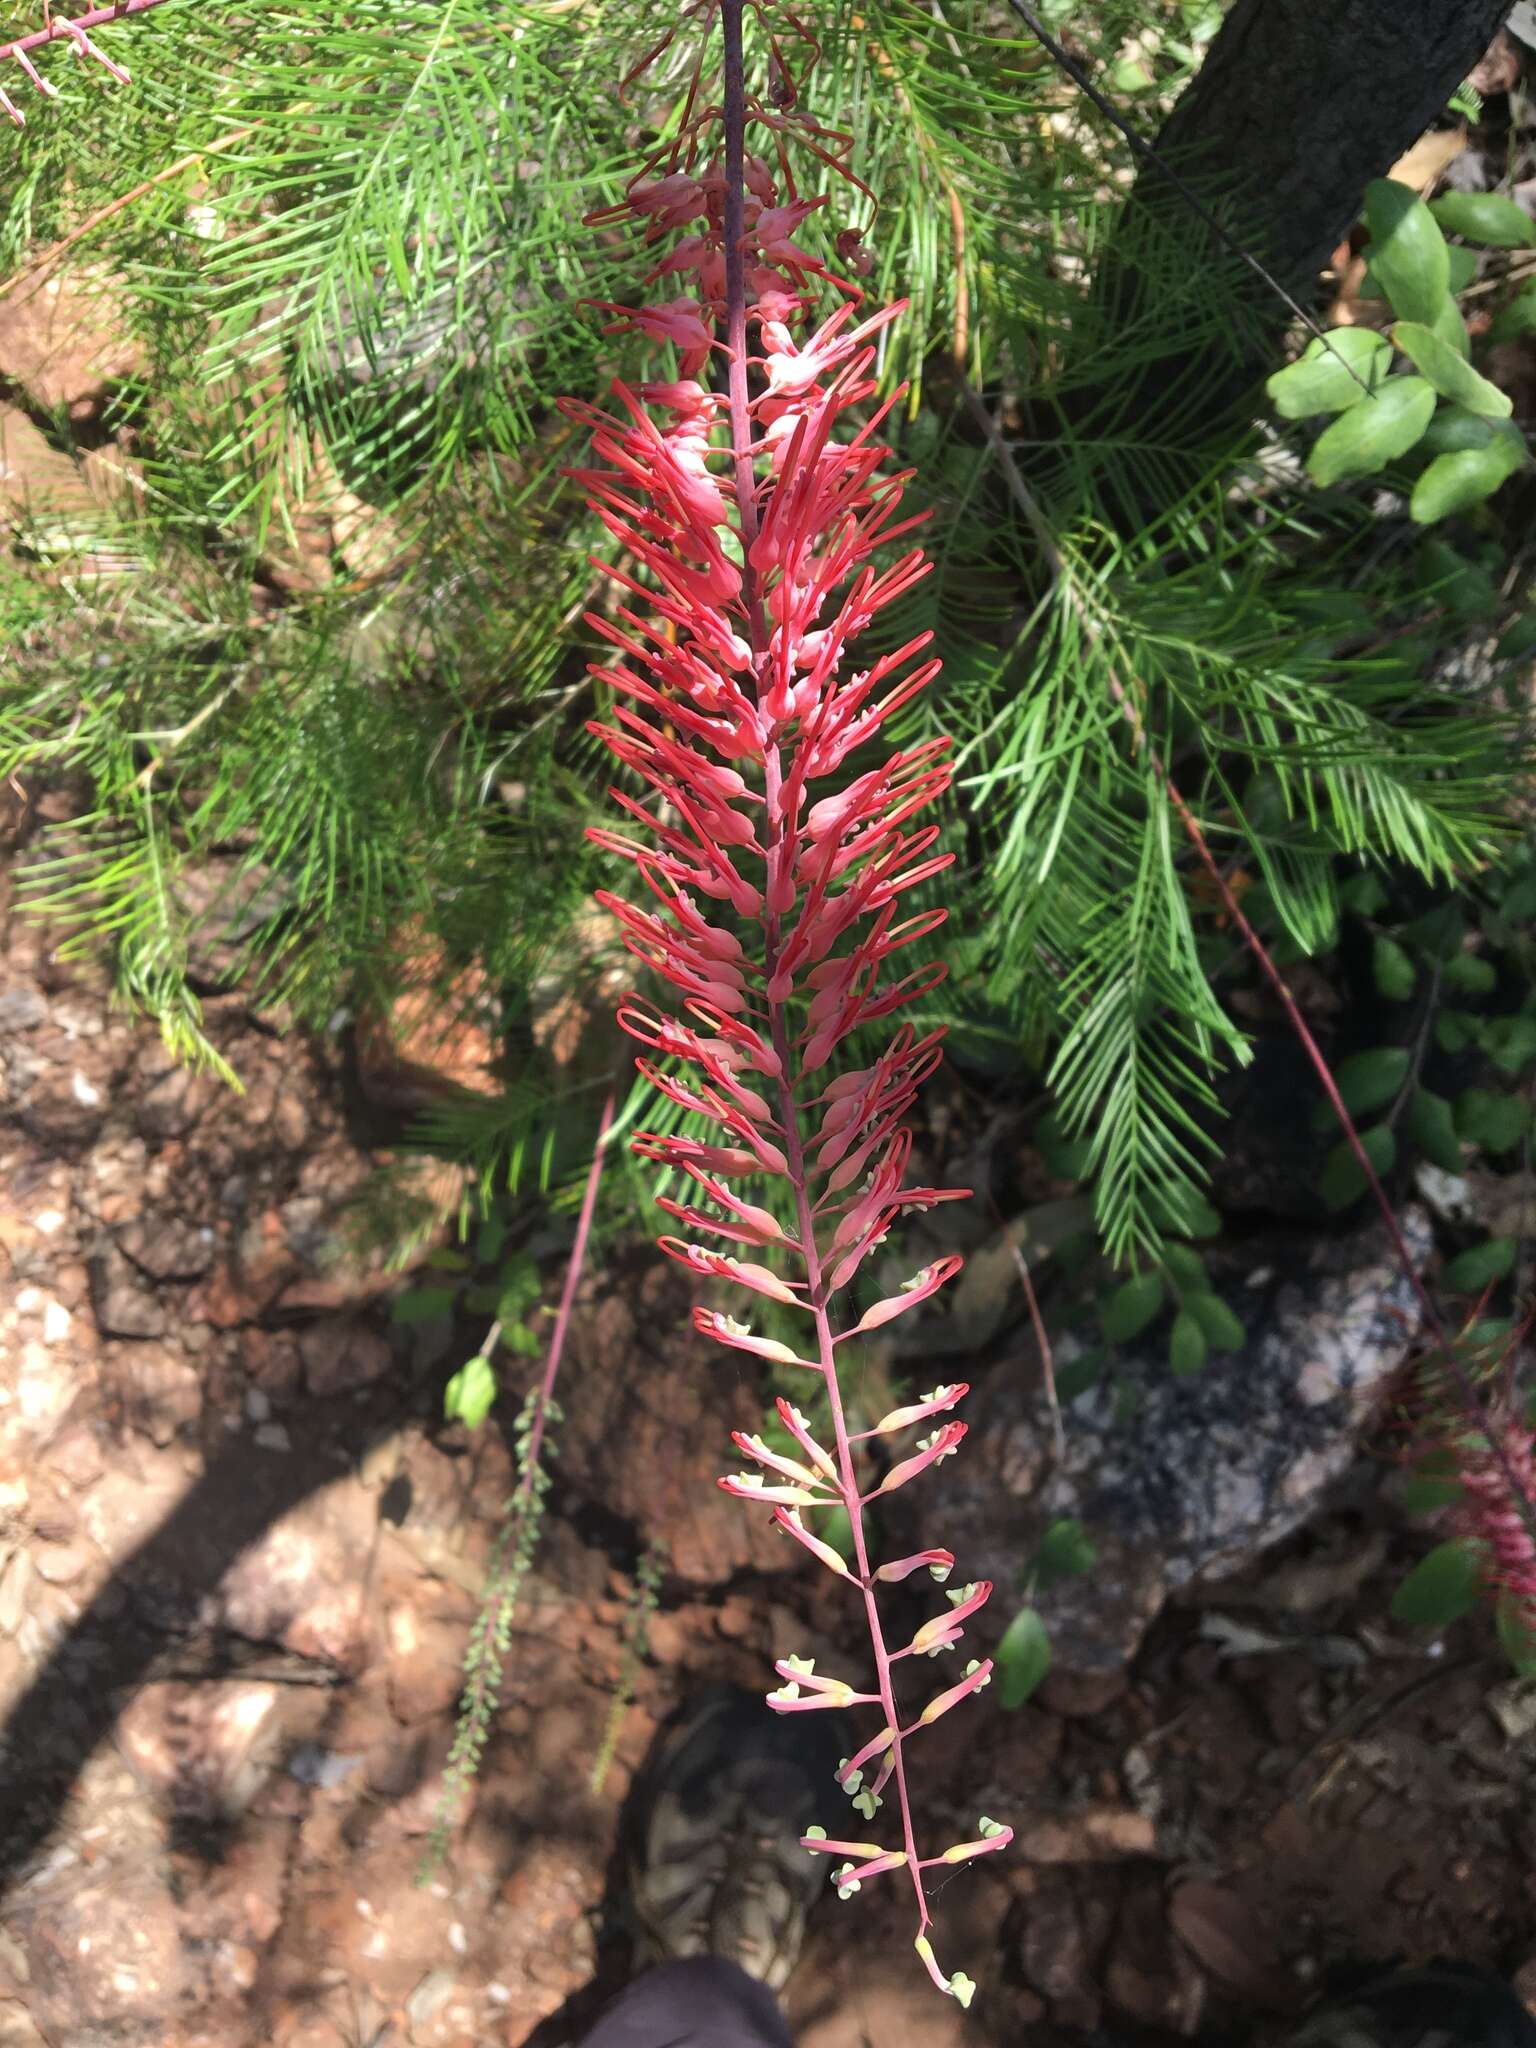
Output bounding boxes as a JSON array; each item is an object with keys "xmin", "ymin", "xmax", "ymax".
[
  {"xmin": 0, "ymin": 124, "xmax": 263, "ymax": 301},
  {"xmin": 131, "ymin": 668, "xmax": 251, "ymax": 792},
  {"xmin": 516, "ymin": 1085, "xmax": 616, "ymax": 1500},
  {"xmin": 422, "ymin": 1087, "xmax": 618, "ymax": 1870},
  {"xmin": 1008, "ymin": 1233, "xmax": 1063, "ymax": 1464},
  {"xmin": 961, "ymin": 374, "xmax": 1533, "ymax": 1523},
  {"xmin": 983, "ymin": 1187, "xmax": 1065, "ymax": 1463}
]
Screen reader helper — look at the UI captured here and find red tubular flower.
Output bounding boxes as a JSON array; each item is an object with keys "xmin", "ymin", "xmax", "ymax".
[{"xmin": 569, "ymin": 0, "xmax": 1009, "ymax": 2002}]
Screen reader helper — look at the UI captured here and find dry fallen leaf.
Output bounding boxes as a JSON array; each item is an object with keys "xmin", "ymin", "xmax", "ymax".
[
  {"xmin": 1168, "ymin": 1880, "xmax": 1298, "ymax": 2012},
  {"xmin": 1386, "ymin": 126, "xmax": 1468, "ymax": 195}
]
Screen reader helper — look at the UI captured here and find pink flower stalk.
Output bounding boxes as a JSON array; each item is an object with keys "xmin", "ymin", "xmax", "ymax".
[
  {"xmin": 1456, "ymin": 1419, "xmax": 1536, "ymax": 1626},
  {"xmin": 0, "ymin": 0, "xmax": 170, "ymax": 124},
  {"xmin": 566, "ymin": 0, "xmax": 1008, "ymax": 2004}
]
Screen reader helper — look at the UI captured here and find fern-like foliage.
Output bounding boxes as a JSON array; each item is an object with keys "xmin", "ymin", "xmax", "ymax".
[{"xmin": 0, "ymin": 0, "xmax": 1526, "ymax": 1266}]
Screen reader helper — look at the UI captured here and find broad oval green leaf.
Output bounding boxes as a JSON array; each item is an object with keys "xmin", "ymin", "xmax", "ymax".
[
  {"xmin": 1036, "ymin": 1518, "xmax": 1098, "ymax": 1584},
  {"xmin": 1372, "ymin": 934, "xmax": 1416, "ymax": 1001},
  {"xmin": 1265, "ymin": 328, "xmax": 1390, "ymax": 418},
  {"xmin": 1456, "ymin": 1087, "xmax": 1531, "ymax": 1153},
  {"xmin": 1446, "ymin": 245, "xmax": 1481, "ymax": 294},
  {"xmin": 1320, "ymin": 1123, "xmax": 1397, "ymax": 1210},
  {"xmin": 1417, "ymin": 405, "xmax": 1498, "ymax": 457},
  {"xmin": 1443, "ymin": 951, "xmax": 1497, "ymax": 993},
  {"xmin": 1183, "ymin": 1291, "xmax": 1245, "ymax": 1352},
  {"xmin": 1335, "ymin": 1045, "xmax": 1410, "ymax": 1115},
  {"xmin": 1169, "ymin": 1307, "xmax": 1208, "ymax": 1377},
  {"xmin": 1430, "ymin": 297, "xmax": 1472, "ymax": 359},
  {"xmin": 1442, "ymin": 1235, "xmax": 1517, "ymax": 1292},
  {"xmin": 1101, "ymin": 1270, "xmax": 1165, "ymax": 1343},
  {"xmin": 1430, "ymin": 190, "xmax": 1536, "ymax": 249},
  {"xmin": 444, "ymin": 1353, "xmax": 497, "ymax": 1431},
  {"xmin": 1160, "ymin": 1243, "xmax": 1208, "ymax": 1291},
  {"xmin": 1403, "ymin": 1088, "xmax": 1463, "ymax": 1173},
  {"xmin": 996, "ymin": 1605, "xmax": 1052, "ymax": 1709},
  {"xmin": 1411, "ymin": 437, "xmax": 1526, "ymax": 523},
  {"xmin": 1363, "ymin": 179, "xmax": 1451, "ymax": 324},
  {"xmin": 1390, "ymin": 1537, "xmax": 1484, "ymax": 1628},
  {"xmin": 1483, "ymin": 1013, "xmax": 1536, "ymax": 1073},
  {"xmin": 1391, "ymin": 322, "xmax": 1513, "ymax": 418},
  {"xmin": 1307, "ymin": 377, "xmax": 1436, "ymax": 486}
]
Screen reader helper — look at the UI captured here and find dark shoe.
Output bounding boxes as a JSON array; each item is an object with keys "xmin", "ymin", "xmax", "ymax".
[
  {"xmin": 1290, "ymin": 1965, "xmax": 1536, "ymax": 2048},
  {"xmin": 624, "ymin": 1684, "xmax": 847, "ymax": 1994}
]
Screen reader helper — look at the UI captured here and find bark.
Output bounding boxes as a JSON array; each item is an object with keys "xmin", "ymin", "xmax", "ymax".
[
  {"xmin": 1059, "ymin": 0, "xmax": 1511, "ymax": 511},
  {"xmin": 1150, "ymin": 0, "xmax": 1510, "ymax": 303}
]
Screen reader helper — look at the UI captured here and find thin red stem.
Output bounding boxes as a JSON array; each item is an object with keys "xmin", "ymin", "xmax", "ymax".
[
  {"xmin": 763, "ymin": 935, "xmax": 933, "ymax": 1947},
  {"xmin": 516, "ymin": 1087, "xmax": 616, "ymax": 1497}
]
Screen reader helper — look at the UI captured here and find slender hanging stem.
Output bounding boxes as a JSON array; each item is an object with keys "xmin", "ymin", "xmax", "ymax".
[{"xmin": 517, "ymin": 1087, "xmax": 617, "ymax": 1496}]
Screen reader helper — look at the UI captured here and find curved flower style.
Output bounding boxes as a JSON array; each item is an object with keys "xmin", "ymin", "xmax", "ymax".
[
  {"xmin": 0, "ymin": 0, "xmax": 170, "ymax": 125},
  {"xmin": 565, "ymin": 0, "xmax": 1009, "ymax": 2003}
]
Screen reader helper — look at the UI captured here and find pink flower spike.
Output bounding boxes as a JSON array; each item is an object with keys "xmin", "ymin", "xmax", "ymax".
[
  {"xmin": 767, "ymin": 1656, "xmax": 876, "ymax": 1710},
  {"xmin": 774, "ymin": 1397, "xmax": 838, "ymax": 1481},
  {"xmin": 62, "ymin": 18, "xmax": 131, "ymax": 83},
  {"xmin": 858, "ymin": 1383, "xmax": 969, "ymax": 1441},
  {"xmin": 719, "ymin": 1472, "xmax": 826, "ymax": 1508},
  {"xmin": 872, "ymin": 1549, "xmax": 956, "ymax": 1585},
  {"xmin": 843, "ymin": 1255, "xmax": 964, "ymax": 1337},
  {"xmin": 11, "ymin": 46, "xmax": 59, "ymax": 98},
  {"xmin": 730, "ymin": 1430, "xmax": 834, "ymax": 1492},
  {"xmin": 918, "ymin": 1658, "xmax": 994, "ymax": 1728},
  {"xmin": 828, "ymin": 1850, "xmax": 909, "ymax": 1897},
  {"xmin": 801, "ymin": 1830, "xmax": 889, "ymax": 1861},
  {"xmin": 694, "ymin": 1308, "xmax": 819, "ymax": 1370},
  {"xmin": 927, "ymin": 1820, "xmax": 1014, "ymax": 1869},
  {"xmin": 902, "ymin": 1579, "xmax": 993, "ymax": 1658},
  {"xmin": 658, "ymin": 1238, "xmax": 807, "ymax": 1306},
  {"xmin": 570, "ymin": 6, "xmax": 1002, "ymax": 1997},
  {"xmin": 872, "ymin": 1420, "xmax": 967, "ymax": 1500},
  {"xmin": 590, "ymin": 295, "xmax": 717, "ymax": 355},
  {"xmin": 772, "ymin": 1506, "xmax": 857, "ymax": 1583},
  {"xmin": 838, "ymin": 1723, "xmax": 896, "ymax": 1785}
]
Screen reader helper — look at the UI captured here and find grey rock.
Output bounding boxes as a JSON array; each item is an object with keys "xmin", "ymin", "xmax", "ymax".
[
  {"xmin": 174, "ymin": 859, "xmax": 293, "ymax": 986},
  {"xmin": 115, "ymin": 1215, "xmax": 216, "ymax": 1283},
  {"xmin": 298, "ymin": 1316, "xmax": 393, "ymax": 1398},
  {"xmin": 0, "ymin": 986, "xmax": 46, "ymax": 1032},
  {"xmin": 134, "ymin": 1061, "xmax": 220, "ymax": 1140},
  {"xmin": 927, "ymin": 1211, "xmax": 1433, "ymax": 1678},
  {"xmin": 114, "ymin": 1343, "xmax": 204, "ymax": 1446},
  {"xmin": 88, "ymin": 1243, "xmax": 166, "ymax": 1340}
]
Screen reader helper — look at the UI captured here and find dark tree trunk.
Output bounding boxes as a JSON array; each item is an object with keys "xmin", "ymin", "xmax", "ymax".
[
  {"xmin": 1052, "ymin": 0, "xmax": 1512, "ymax": 520},
  {"xmin": 1151, "ymin": 0, "xmax": 1510, "ymax": 303}
]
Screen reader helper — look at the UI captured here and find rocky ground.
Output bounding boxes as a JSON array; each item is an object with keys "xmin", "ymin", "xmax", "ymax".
[{"xmin": 2, "ymin": 833, "xmax": 1535, "ymax": 2048}]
